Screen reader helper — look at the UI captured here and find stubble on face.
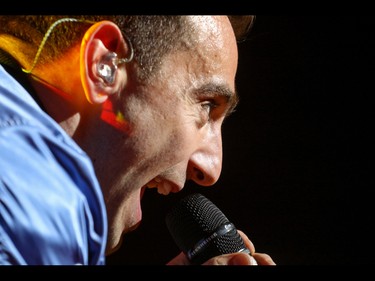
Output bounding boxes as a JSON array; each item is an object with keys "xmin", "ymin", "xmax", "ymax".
[{"xmin": 103, "ymin": 15, "xmax": 239, "ymax": 254}]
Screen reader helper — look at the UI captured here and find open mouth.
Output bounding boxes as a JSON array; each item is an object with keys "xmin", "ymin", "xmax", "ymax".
[
  {"xmin": 144, "ymin": 177, "xmax": 182, "ymax": 196},
  {"xmin": 146, "ymin": 177, "xmax": 162, "ymax": 189}
]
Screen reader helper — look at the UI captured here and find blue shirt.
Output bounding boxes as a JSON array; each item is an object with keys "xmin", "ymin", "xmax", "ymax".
[{"xmin": 0, "ymin": 65, "xmax": 107, "ymax": 265}]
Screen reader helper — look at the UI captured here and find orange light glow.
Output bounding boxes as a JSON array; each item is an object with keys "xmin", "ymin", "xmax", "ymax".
[{"xmin": 100, "ymin": 99, "xmax": 131, "ymax": 133}]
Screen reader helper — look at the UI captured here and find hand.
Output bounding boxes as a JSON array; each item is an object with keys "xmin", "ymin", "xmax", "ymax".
[{"xmin": 166, "ymin": 230, "xmax": 276, "ymax": 265}]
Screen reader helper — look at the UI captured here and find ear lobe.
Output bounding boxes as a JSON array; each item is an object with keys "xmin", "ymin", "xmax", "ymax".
[{"xmin": 80, "ymin": 21, "xmax": 126, "ymax": 104}]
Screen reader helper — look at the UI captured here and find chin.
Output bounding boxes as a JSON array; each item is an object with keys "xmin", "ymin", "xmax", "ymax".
[
  {"xmin": 105, "ymin": 234, "xmax": 123, "ymax": 255},
  {"xmin": 106, "ymin": 219, "xmax": 142, "ymax": 256}
]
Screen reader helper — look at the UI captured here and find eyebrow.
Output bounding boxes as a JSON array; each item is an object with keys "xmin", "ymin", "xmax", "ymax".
[{"xmin": 197, "ymin": 83, "xmax": 239, "ymax": 117}]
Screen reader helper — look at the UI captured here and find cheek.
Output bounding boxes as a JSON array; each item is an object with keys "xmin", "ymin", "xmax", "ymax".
[
  {"xmin": 154, "ymin": 120, "xmax": 195, "ymax": 161},
  {"xmin": 146, "ymin": 114, "xmax": 198, "ymax": 168},
  {"xmin": 123, "ymin": 88, "xmax": 197, "ymax": 164}
]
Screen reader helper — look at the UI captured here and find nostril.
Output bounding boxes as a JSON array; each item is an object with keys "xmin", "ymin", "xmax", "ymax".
[{"xmin": 195, "ymin": 169, "xmax": 205, "ymax": 181}]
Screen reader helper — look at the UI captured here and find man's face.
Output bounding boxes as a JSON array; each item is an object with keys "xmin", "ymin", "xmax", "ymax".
[{"xmin": 100, "ymin": 16, "xmax": 239, "ymax": 253}]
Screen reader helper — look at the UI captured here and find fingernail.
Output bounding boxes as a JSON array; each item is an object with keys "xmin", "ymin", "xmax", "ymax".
[{"xmin": 250, "ymin": 256, "xmax": 258, "ymax": 265}]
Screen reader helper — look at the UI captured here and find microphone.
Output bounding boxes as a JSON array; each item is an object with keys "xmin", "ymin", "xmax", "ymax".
[{"xmin": 165, "ymin": 193, "xmax": 251, "ymax": 264}]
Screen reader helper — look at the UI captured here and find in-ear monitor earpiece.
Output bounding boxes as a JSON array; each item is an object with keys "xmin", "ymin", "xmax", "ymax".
[
  {"xmin": 97, "ymin": 49, "xmax": 134, "ymax": 85},
  {"xmin": 97, "ymin": 52, "xmax": 120, "ymax": 85}
]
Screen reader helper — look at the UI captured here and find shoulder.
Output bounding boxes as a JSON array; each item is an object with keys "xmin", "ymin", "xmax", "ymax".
[
  {"xmin": 0, "ymin": 121, "xmax": 107, "ymax": 265},
  {"xmin": 0, "ymin": 66, "xmax": 107, "ymax": 264}
]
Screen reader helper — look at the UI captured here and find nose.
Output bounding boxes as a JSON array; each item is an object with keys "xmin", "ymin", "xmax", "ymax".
[{"xmin": 187, "ymin": 128, "xmax": 223, "ymax": 186}]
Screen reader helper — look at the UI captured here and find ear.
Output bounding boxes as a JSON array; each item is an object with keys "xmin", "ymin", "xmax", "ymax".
[{"xmin": 80, "ymin": 21, "xmax": 129, "ymax": 104}]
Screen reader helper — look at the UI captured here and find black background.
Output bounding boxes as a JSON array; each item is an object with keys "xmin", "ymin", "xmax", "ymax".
[{"xmin": 106, "ymin": 16, "xmax": 374, "ymax": 265}]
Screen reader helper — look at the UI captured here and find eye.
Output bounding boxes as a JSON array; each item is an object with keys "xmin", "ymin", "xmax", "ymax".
[
  {"xmin": 198, "ymin": 99, "xmax": 218, "ymax": 126},
  {"xmin": 201, "ymin": 99, "xmax": 218, "ymax": 114}
]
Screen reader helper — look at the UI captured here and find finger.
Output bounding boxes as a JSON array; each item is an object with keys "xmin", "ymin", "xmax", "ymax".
[
  {"xmin": 203, "ymin": 252, "xmax": 258, "ymax": 265},
  {"xmin": 252, "ymin": 252, "xmax": 276, "ymax": 265},
  {"xmin": 237, "ymin": 230, "xmax": 255, "ymax": 254},
  {"xmin": 166, "ymin": 252, "xmax": 191, "ymax": 265}
]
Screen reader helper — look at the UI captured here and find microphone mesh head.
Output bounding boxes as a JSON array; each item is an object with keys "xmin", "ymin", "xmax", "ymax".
[{"xmin": 165, "ymin": 193, "xmax": 248, "ymax": 264}]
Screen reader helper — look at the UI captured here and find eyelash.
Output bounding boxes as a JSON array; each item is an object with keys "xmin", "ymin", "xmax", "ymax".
[
  {"xmin": 202, "ymin": 99, "xmax": 217, "ymax": 113},
  {"xmin": 199, "ymin": 99, "xmax": 218, "ymax": 125}
]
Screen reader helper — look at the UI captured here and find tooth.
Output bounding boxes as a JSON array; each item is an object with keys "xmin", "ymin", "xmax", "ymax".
[
  {"xmin": 157, "ymin": 181, "xmax": 171, "ymax": 196},
  {"xmin": 158, "ymin": 187, "xmax": 168, "ymax": 195},
  {"xmin": 146, "ymin": 179, "xmax": 158, "ymax": 188}
]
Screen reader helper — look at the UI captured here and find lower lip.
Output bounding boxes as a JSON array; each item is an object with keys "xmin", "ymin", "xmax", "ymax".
[
  {"xmin": 134, "ymin": 193, "xmax": 143, "ymax": 229},
  {"xmin": 140, "ymin": 186, "xmax": 146, "ymax": 199}
]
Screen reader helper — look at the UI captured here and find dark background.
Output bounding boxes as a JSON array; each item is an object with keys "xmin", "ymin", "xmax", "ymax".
[{"xmin": 106, "ymin": 16, "xmax": 374, "ymax": 265}]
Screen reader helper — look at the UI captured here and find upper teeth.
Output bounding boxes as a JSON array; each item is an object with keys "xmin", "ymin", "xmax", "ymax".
[{"xmin": 147, "ymin": 177, "xmax": 161, "ymax": 188}]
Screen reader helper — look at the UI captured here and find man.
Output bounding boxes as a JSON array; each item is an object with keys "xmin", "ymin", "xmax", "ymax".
[{"xmin": 0, "ymin": 15, "xmax": 275, "ymax": 265}]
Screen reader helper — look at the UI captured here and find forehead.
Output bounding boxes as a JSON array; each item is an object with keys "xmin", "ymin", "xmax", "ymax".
[
  {"xmin": 184, "ymin": 16, "xmax": 238, "ymax": 86},
  {"xmin": 188, "ymin": 16, "xmax": 233, "ymax": 49},
  {"xmin": 150, "ymin": 16, "xmax": 238, "ymax": 110}
]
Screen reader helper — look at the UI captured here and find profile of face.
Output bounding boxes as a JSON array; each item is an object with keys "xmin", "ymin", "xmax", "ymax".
[{"xmin": 94, "ymin": 16, "xmax": 239, "ymax": 253}]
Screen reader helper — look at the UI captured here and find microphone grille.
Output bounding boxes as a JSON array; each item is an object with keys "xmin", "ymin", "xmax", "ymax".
[{"xmin": 165, "ymin": 193, "xmax": 248, "ymax": 264}]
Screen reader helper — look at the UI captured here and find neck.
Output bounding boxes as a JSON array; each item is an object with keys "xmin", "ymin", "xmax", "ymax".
[
  {"xmin": 29, "ymin": 75, "xmax": 82, "ymax": 137},
  {"xmin": 0, "ymin": 34, "xmax": 37, "ymax": 70},
  {"xmin": 0, "ymin": 36, "xmax": 95, "ymax": 140}
]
